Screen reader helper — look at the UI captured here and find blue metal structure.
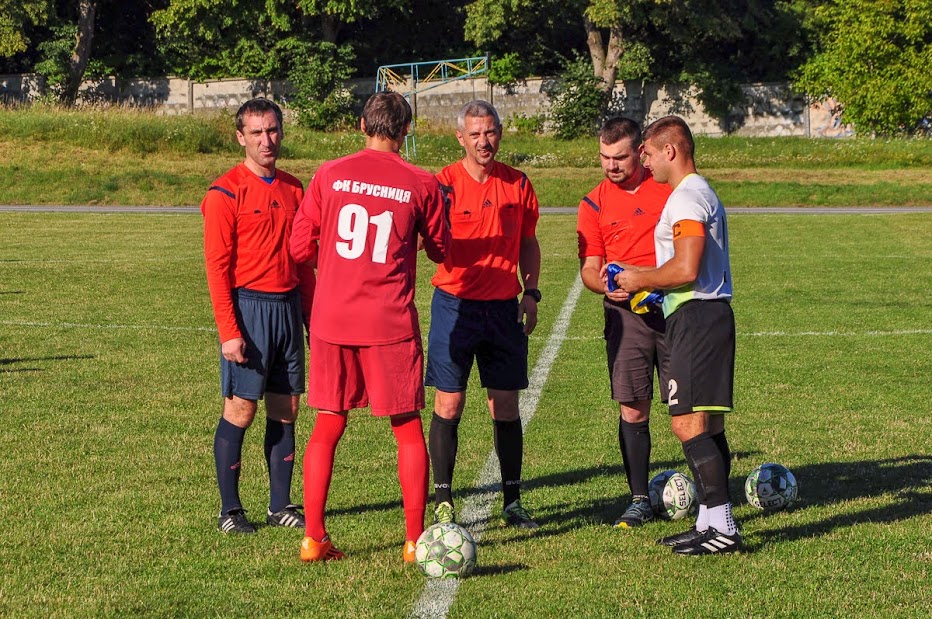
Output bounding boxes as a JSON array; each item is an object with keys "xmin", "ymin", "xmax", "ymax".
[{"xmin": 375, "ymin": 55, "xmax": 490, "ymax": 158}]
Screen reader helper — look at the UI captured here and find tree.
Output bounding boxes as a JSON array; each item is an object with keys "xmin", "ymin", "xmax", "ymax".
[
  {"xmin": 794, "ymin": 0, "xmax": 932, "ymax": 135},
  {"xmin": 151, "ymin": 0, "xmax": 407, "ymax": 79},
  {"xmin": 464, "ymin": 0, "xmax": 655, "ymax": 92},
  {"xmin": 0, "ymin": 1, "xmax": 50, "ymax": 58},
  {"xmin": 465, "ymin": 0, "xmax": 811, "ymax": 127}
]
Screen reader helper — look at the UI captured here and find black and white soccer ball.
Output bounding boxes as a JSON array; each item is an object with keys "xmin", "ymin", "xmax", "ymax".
[
  {"xmin": 414, "ymin": 522, "xmax": 477, "ymax": 578},
  {"xmin": 648, "ymin": 470, "xmax": 697, "ymax": 520},
  {"xmin": 745, "ymin": 463, "xmax": 798, "ymax": 510}
]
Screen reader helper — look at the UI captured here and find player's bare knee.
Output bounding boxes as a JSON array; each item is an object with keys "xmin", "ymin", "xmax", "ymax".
[
  {"xmin": 265, "ymin": 393, "xmax": 300, "ymax": 423},
  {"xmin": 434, "ymin": 390, "xmax": 465, "ymax": 420},
  {"xmin": 487, "ymin": 389, "xmax": 520, "ymax": 421},
  {"xmin": 620, "ymin": 401, "xmax": 650, "ymax": 423},
  {"xmin": 222, "ymin": 396, "xmax": 258, "ymax": 428}
]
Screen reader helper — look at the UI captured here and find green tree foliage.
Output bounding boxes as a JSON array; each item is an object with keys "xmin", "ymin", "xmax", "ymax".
[
  {"xmin": 795, "ymin": 0, "xmax": 932, "ymax": 135},
  {"xmin": 151, "ymin": 0, "xmax": 406, "ymax": 79},
  {"xmin": 0, "ymin": 0, "xmax": 50, "ymax": 57},
  {"xmin": 465, "ymin": 0, "xmax": 811, "ymax": 128},
  {"xmin": 549, "ymin": 55, "xmax": 620, "ymax": 139},
  {"xmin": 286, "ymin": 41, "xmax": 356, "ymax": 130},
  {"xmin": 151, "ymin": 0, "xmax": 409, "ymax": 129}
]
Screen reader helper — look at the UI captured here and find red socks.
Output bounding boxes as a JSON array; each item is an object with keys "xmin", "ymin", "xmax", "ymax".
[
  {"xmin": 303, "ymin": 411, "xmax": 428, "ymax": 544},
  {"xmin": 391, "ymin": 414, "xmax": 429, "ymax": 542},
  {"xmin": 303, "ymin": 412, "xmax": 347, "ymax": 540}
]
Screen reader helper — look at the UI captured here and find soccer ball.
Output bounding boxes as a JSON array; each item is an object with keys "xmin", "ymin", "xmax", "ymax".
[
  {"xmin": 745, "ymin": 463, "xmax": 798, "ymax": 510},
  {"xmin": 414, "ymin": 522, "xmax": 477, "ymax": 579},
  {"xmin": 648, "ymin": 470, "xmax": 697, "ymax": 520}
]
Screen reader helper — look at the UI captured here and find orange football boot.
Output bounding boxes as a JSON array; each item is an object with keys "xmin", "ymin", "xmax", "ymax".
[
  {"xmin": 403, "ymin": 540, "xmax": 417, "ymax": 563},
  {"xmin": 300, "ymin": 535, "xmax": 346, "ymax": 562}
]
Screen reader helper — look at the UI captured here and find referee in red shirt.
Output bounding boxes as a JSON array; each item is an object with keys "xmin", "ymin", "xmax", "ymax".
[
  {"xmin": 577, "ymin": 117, "xmax": 671, "ymax": 529},
  {"xmin": 426, "ymin": 100, "xmax": 543, "ymax": 530},
  {"xmin": 201, "ymin": 98, "xmax": 315, "ymax": 534}
]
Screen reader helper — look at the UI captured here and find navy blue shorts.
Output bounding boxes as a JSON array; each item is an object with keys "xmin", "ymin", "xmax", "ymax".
[
  {"xmin": 425, "ymin": 288, "xmax": 529, "ymax": 392},
  {"xmin": 220, "ymin": 288, "xmax": 305, "ymax": 400}
]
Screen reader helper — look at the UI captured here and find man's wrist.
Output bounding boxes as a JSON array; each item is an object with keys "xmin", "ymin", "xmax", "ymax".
[{"xmin": 523, "ymin": 288, "xmax": 542, "ymax": 303}]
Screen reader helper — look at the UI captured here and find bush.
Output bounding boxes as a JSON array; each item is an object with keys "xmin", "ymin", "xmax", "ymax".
[
  {"xmin": 286, "ymin": 41, "xmax": 357, "ymax": 132},
  {"xmin": 488, "ymin": 52, "xmax": 527, "ymax": 91},
  {"xmin": 547, "ymin": 56, "xmax": 620, "ymax": 140},
  {"xmin": 794, "ymin": 0, "xmax": 932, "ymax": 135},
  {"xmin": 506, "ymin": 113, "xmax": 546, "ymax": 135}
]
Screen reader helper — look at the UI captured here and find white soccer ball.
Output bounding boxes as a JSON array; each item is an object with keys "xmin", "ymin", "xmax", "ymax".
[
  {"xmin": 745, "ymin": 463, "xmax": 798, "ymax": 510},
  {"xmin": 414, "ymin": 522, "xmax": 477, "ymax": 579},
  {"xmin": 648, "ymin": 470, "xmax": 698, "ymax": 520}
]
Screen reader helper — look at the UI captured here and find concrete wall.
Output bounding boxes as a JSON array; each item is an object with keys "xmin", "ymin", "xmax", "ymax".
[{"xmin": 0, "ymin": 72, "xmax": 852, "ymax": 138}]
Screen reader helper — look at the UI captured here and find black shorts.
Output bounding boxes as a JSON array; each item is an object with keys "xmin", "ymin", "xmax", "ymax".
[
  {"xmin": 604, "ymin": 299, "xmax": 670, "ymax": 404},
  {"xmin": 220, "ymin": 288, "xmax": 305, "ymax": 400},
  {"xmin": 425, "ymin": 288, "xmax": 529, "ymax": 392},
  {"xmin": 665, "ymin": 300, "xmax": 735, "ymax": 416}
]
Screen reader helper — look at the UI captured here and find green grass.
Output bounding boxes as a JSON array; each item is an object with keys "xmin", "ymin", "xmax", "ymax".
[
  {"xmin": 1, "ymin": 107, "xmax": 931, "ymax": 207},
  {"xmin": 0, "ymin": 211, "xmax": 930, "ymax": 617}
]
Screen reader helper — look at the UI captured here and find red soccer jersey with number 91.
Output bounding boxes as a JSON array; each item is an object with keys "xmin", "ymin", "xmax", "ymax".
[{"xmin": 290, "ymin": 148, "xmax": 449, "ymax": 346}]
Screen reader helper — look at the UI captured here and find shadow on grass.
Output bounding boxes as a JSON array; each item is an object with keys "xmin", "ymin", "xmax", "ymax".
[
  {"xmin": 472, "ymin": 562, "xmax": 527, "ymax": 577},
  {"xmin": 323, "ymin": 453, "xmax": 931, "ymax": 554},
  {"xmin": 0, "ymin": 354, "xmax": 95, "ymax": 365},
  {"xmin": 0, "ymin": 354, "xmax": 96, "ymax": 373},
  {"xmin": 747, "ymin": 455, "xmax": 932, "ymax": 549}
]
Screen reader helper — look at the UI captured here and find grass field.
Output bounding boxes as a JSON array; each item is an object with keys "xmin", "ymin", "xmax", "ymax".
[
  {"xmin": 0, "ymin": 210, "xmax": 930, "ymax": 618},
  {"xmin": 2, "ymin": 107, "xmax": 932, "ymax": 208}
]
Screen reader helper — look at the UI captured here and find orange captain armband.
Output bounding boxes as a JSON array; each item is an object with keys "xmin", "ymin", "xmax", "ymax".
[{"xmin": 672, "ymin": 219, "xmax": 705, "ymax": 239}]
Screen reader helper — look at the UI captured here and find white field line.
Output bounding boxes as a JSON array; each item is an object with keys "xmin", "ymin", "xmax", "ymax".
[
  {"xmin": 0, "ymin": 320, "xmax": 214, "ymax": 333},
  {"xmin": 560, "ymin": 329, "xmax": 932, "ymax": 340},
  {"xmin": 409, "ymin": 278, "xmax": 585, "ymax": 619},
  {"xmin": 1, "ymin": 320, "xmax": 927, "ymax": 340}
]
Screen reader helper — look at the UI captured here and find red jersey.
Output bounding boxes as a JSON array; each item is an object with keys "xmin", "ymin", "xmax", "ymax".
[
  {"xmin": 431, "ymin": 160, "xmax": 539, "ymax": 300},
  {"xmin": 201, "ymin": 163, "xmax": 315, "ymax": 343},
  {"xmin": 576, "ymin": 173, "xmax": 671, "ymax": 266},
  {"xmin": 290, "ymin": 148, "xmax": 449, "ymax": 346}
]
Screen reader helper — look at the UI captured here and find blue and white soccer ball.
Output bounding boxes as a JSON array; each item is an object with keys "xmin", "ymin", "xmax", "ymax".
[
  {"xmin": 414, "ymin": 522, "xmax": 477, "ymax": 578},
  {"xmin": 745, "ymin": 463, "xmax": 798, "ymax": 510},
  {"xmin": 648, "ymin": 470, "xmax": 698, "ymax": 520}
]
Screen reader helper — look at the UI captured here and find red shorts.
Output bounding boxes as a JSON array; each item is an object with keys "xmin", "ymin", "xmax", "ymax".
[{"xmin": 308, "ymin": 333, "xmax": 425, "ymax": 416}]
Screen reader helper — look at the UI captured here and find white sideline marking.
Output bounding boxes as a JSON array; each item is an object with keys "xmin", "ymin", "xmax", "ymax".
[
  {"xmin": 2, "ymin": 321, "xmax": 926, "ymax": 342},
  {"xmin": 0, "ymin": 320, "xmax": 214, "ymax": 333},
  {"xmin": 742, "ymin": 329, "xmax": 932, "ymax": 337},
  {"xmin": 409, "ymin": 278, "xmax": 585, "ymax": 619},
  {"xmin": 560, "ymin": 329, "xmax": 932, "ymax": 341}
]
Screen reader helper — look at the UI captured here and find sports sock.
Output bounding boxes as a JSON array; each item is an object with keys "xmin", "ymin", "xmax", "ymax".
[
  {"xmin": 707, "ymin": 503, "xmax": 738, "ymax": 535},
  {"xmin": 214, "ymin": 417, "xmax": 247, "ymax": 515},
  {"xmin": 303, "ymin": 412, "xmax": 347, "ymax": 540},
  {"xmin": 391, "ymin": 414, "xmax": 429, "ymax": 542},
  {"xmin": 711, "ymin": 430, "xmax": 732, "ymax": 480},
  {"xmin": 619, "ymin": 418, "xmax": 651, "ymax": 499},
  {"xmin": 682, "ymin": 432, "xmax": 730, "ymax": 508},
  {"xmin": 428, "ymin": 413, "xmax": 459, "ymax": 506},
  {"xmin": 264, "ymin": 418, "xmax": 296, "ymax": 513},
  {"xmin": 493, "ymin": 418, "xmax": 523, "ymax": 508},
  {"xmin": 695, "ymin": 504, "xmax": 709, "ymax": 532}
]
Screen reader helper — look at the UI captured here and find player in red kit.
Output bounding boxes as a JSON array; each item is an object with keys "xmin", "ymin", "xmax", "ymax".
[
  {"xmin": 290, "ymin": 92, "xmax": 450, "ymax": 563},
  {"xmin": 202, "ymin": 98, "xmax": 315, "ymax": 535}
]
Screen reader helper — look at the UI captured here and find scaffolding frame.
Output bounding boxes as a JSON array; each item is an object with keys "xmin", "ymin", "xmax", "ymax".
[{"xmin": 375, "ymin": 55, "xmax": 490, "ymax": 158}]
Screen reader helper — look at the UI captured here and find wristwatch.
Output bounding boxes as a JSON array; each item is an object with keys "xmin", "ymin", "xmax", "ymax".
[{"xmin": 523, "ymin": 288, "xmax": 542, "ymax": 303}]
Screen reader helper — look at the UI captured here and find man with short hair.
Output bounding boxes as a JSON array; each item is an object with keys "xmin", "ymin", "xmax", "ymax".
[
  {"xmin": 426, "ymin": 100, "xmax": 542, "ymax": 530},
  {"xmin": 577, "ymin": 117, "xmax": 672, "ymax": 529},
  {"xmin": 290, "ymin": 92, "xmax": 450, "ymax": 563},
  {"xmin": 202, "ymin": 98, "xmax": 315, "ymax": 534},
  {"xmin": 615, "ymin": 115, "xmax": 740, "ymax": 555}
]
